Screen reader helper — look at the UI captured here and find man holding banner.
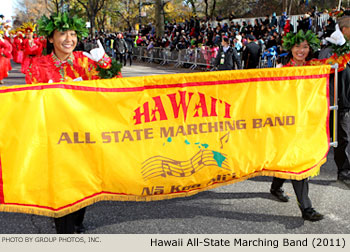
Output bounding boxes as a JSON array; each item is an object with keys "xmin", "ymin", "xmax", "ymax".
[{"xmin": 319, "ymin": 15, "xmax": 350, "ymax": 185}]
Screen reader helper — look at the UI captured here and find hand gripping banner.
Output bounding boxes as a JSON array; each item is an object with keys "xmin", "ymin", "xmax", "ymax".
[{"xmin": 0, "ymin": 65, "xmax": 331, "ymax": 217}]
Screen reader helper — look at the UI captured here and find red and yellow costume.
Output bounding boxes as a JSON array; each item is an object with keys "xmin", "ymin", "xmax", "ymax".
[
  {"xmin": 285, "ymin": 52, "xmax": 350, "ymax": 71},
  {"xmin": 0, "ymin": 33, "xmax": 13, "ymax": 81},
  {"xmin": 21, "ymin": 38, "xmax": 42, "ymax": 73},
  {"xmin": 21, "ymin": 23, "xmax": 42, "ymax": 73},
  {"xmin": 37, "ymin": 36, "xmax": 47, "ymax": 55},
  {"xmin": 13, "ymin": 29, "xmax": 24, "ymax": 64},
  {"xmin": 26, "ymin": 51, "xmax": 112, "ymax": 84}
]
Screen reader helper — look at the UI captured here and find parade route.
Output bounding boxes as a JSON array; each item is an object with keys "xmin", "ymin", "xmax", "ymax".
[{"xmin": 0, "ymin": 61, "xmax": 349, "ymax": 234}]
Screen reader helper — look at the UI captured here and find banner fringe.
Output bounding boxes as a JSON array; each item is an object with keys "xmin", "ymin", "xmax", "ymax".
[{"xmin": 0, "ymin": 160, "xmax": 325, "ymax": 218}]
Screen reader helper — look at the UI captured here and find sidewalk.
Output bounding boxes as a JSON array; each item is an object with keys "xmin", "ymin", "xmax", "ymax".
[{"xmin": 2, "ymin": 61, "xmax": 25, "ymax": 86}]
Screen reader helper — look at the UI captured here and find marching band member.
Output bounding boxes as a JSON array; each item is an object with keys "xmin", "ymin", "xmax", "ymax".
[
  {"xmin": 21, "ymin": 22, "xmax": 42, "ymax": 74},
  {"xmin": 0, "ymin": 29, "xmax": 12, "ymax": 84},
  {"xmin": 13, "ymin": 28, "xmax": 24, "ymax": 64},
  {"xmin": 270, "ymin": 28, "xmax": 350, "ymax": 221},
  {"xmin": 25, "ymin": 11, "xmax": 113, "ymax": 233},
  {"xmin": 26, "ymin": 12, "xmax": 112, "ymax": 84}
]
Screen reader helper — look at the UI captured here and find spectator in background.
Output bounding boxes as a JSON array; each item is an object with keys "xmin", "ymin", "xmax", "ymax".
[
  {"xmin": 263, "ymin": 15, "xmax": 270, "ymax": 27},
  {"xmin": 242, "ymin": 34, "xmax": 261, "ymax": 69},
  {"xmin": 283, "ymin": 18, "xmax": 293, "ymax": 35},
  {"xmin": 125, "ymin": 33, "xmax": 134, "ymax": 66},
  {"xmin": 253, "ymin": 19, "xmax": 261, "ymax": 39},
  {"xmin": 266, "ymin": 35, "xmax": 278, "ymax": 49},
  {"xmin": 114, "ymin": 33, "xmax": 128, "ymax": 66},
  {"xmin": 261, "ymin": 46, "xmax": 277, "ymax": 67},
  {"xmin": 147, "ymin": 37, "xmax": 155, "ymax": 50},
  {"xmin": 136, "ymin": 33, "xmax": 144, "ymax": 46},
  {"xmin": 241, "ymin": 21, "xmax": 248, "ymax": 34},
  {"xmin": 214, "ymin": 36, "xmax": 241, "ymax": 70},
  {"xmin": 270, "ymin": 13, "xmax": 278, "ymax": 28},
  {"xmin": 279, "ymin": 12, "xmax": 288, "ymax": 33},
  {"xmin": 325, "ymin": 18, "xmax": 336, "ymax": 38},
  {"xmin": 233, "ymin": 36, "xmax": 243, "ymax": 55},
  {"xmin": 297, "ymin": 14, "xmax": 311, "ymax": 33}
]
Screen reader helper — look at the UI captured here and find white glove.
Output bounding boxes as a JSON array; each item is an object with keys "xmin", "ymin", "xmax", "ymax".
[
  {"xmin": 326, "ymin": 24, "xmax": 346, "ymax": 46},
  {"xmin": 83, "ymin": 39, "xmax": 105, "ymax": 62}
]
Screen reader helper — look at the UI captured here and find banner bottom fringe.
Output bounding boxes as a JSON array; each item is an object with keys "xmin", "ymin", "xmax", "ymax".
[{"xmin": 0, "ymin": 160, "xmax": 325, "ymax": 218}]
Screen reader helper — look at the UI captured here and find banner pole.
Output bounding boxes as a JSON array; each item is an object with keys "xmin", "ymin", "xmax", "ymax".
[{"xmin": 330, "ymin": 63, "xmax": 338, "ymax": 148}]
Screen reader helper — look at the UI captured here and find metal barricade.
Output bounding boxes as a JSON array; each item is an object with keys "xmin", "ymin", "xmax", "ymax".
[
  {"xmin": 175, "ymin": 48, "xmax": 196, "ymax": 68},
  {"xmin": 133, "ymin": 47, "xmax": 142, "ymax": 61},
  {"xmin": 160, "ymin": 48, "xmax": 170, "ymax": 65},
  {"xmin": 195, "ymin": 47, "xmax": 216, "ymax": 70},
  {"xmin": 168, "ymin": 49, "xmax": 180, "ymax": 65},
  {"xmin": 259, "ymin": 56, "xmax": 277, "ymax": 68},
  {"xmin": 149, "ymin": 48, "xmax": 164, "ymax": 64},
  {"xmin": 143, "ymin": 47, "xmax": 153, "ymax": 62},
  {"xmin": 133, "ymin": 46, "xmax": 272, "ymax": 71}
]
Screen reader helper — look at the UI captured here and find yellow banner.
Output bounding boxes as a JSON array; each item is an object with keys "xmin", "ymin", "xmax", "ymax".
[{"xmin": 0, "ymin": 65, "xmax": 331, "ymax": 217}]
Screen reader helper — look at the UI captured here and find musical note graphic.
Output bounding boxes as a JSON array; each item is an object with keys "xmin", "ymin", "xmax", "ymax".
[
  {"xmin": 141, "ymin": 149, "xmax": 230, "ymax": 181},
  {"xmin": 220, "ymin": 131, "xmax": 230, "ymax": 149}
]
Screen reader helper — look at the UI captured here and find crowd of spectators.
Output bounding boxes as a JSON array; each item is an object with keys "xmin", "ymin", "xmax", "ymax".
[{"xmin": 80, "ymin": 6, "xmax": 346, "ymax": 69}]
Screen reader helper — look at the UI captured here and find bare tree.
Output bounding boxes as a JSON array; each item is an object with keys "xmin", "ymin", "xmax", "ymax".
[
  {"xmin": 155, "ymin": 0, "xmax": 164, "ymax": 38},
  {"xmin": 288, "ymin": 0, "xmax": 295, "ymax": 15},
  {"xmin": 14, "ymin": 0, "xmax": 50, "ymax": 24},
  {"xmin": 338, "ymin": 0, "xmax": 343, "ymax": 10},
  {"xmin": 76, "ymin": 0, "xmax": 106, "ymax": 36},
  {"xmin": 185, "ymin": 0, "xmax": 197, "ymax": 15},
  {"xmin": 154, "ymin": 0, "xmax": 171, "ymax": 38},
  {"xmin": 44, "ymin": 0, "xmax": 60, "ymax": 13},
  {"xmin": 204, "ymin": 0, "xmax": 209, "ymax": 19}
]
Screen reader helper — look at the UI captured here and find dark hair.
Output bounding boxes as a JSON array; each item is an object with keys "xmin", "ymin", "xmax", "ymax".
[{"xmin": 46, "ymin": 40, "xmax": 54, "ymax": 54}]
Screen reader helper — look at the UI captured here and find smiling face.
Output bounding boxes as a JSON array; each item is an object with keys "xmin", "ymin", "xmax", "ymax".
[
  {"xmin": 49, "ymin": 30, "xmax": 77, "ymax": 61},
  {"xmin": 291, "ymin": 40, "xmax": 310, "ymax": 65},
  {"xmin": 26, "ymin": 32, "xmax": 33, "ymax": 40}
]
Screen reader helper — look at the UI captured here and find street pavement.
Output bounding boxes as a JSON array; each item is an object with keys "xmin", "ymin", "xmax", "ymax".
[{"xmin": 0, "ymin": 61, "xmax": 349, "ymax": 234}]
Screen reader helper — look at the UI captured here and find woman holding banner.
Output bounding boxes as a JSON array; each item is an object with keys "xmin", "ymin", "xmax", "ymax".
[
  {"xmin": 270, "ymin": 30, "xmax": 324, "ymax": 222},
  {"xmin": 25, "ymin": 12, "xmax": 113, "ymax": 233},
  {"xmin": 25, "ymin": 12, "xmax": 112, "ymax": 84},
  {"xmin": 270, "ymin": 28, "xmax": 350, "ymax": 221}
]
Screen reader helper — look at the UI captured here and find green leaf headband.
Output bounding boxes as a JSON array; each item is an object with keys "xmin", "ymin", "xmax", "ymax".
[
  {"xmin": 37, "ymin": 12, "xmax": 89, "ymax": 39},
  {"xmin": 282, "ymin": 30, "xmax": 320, "ymax": 52}
]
